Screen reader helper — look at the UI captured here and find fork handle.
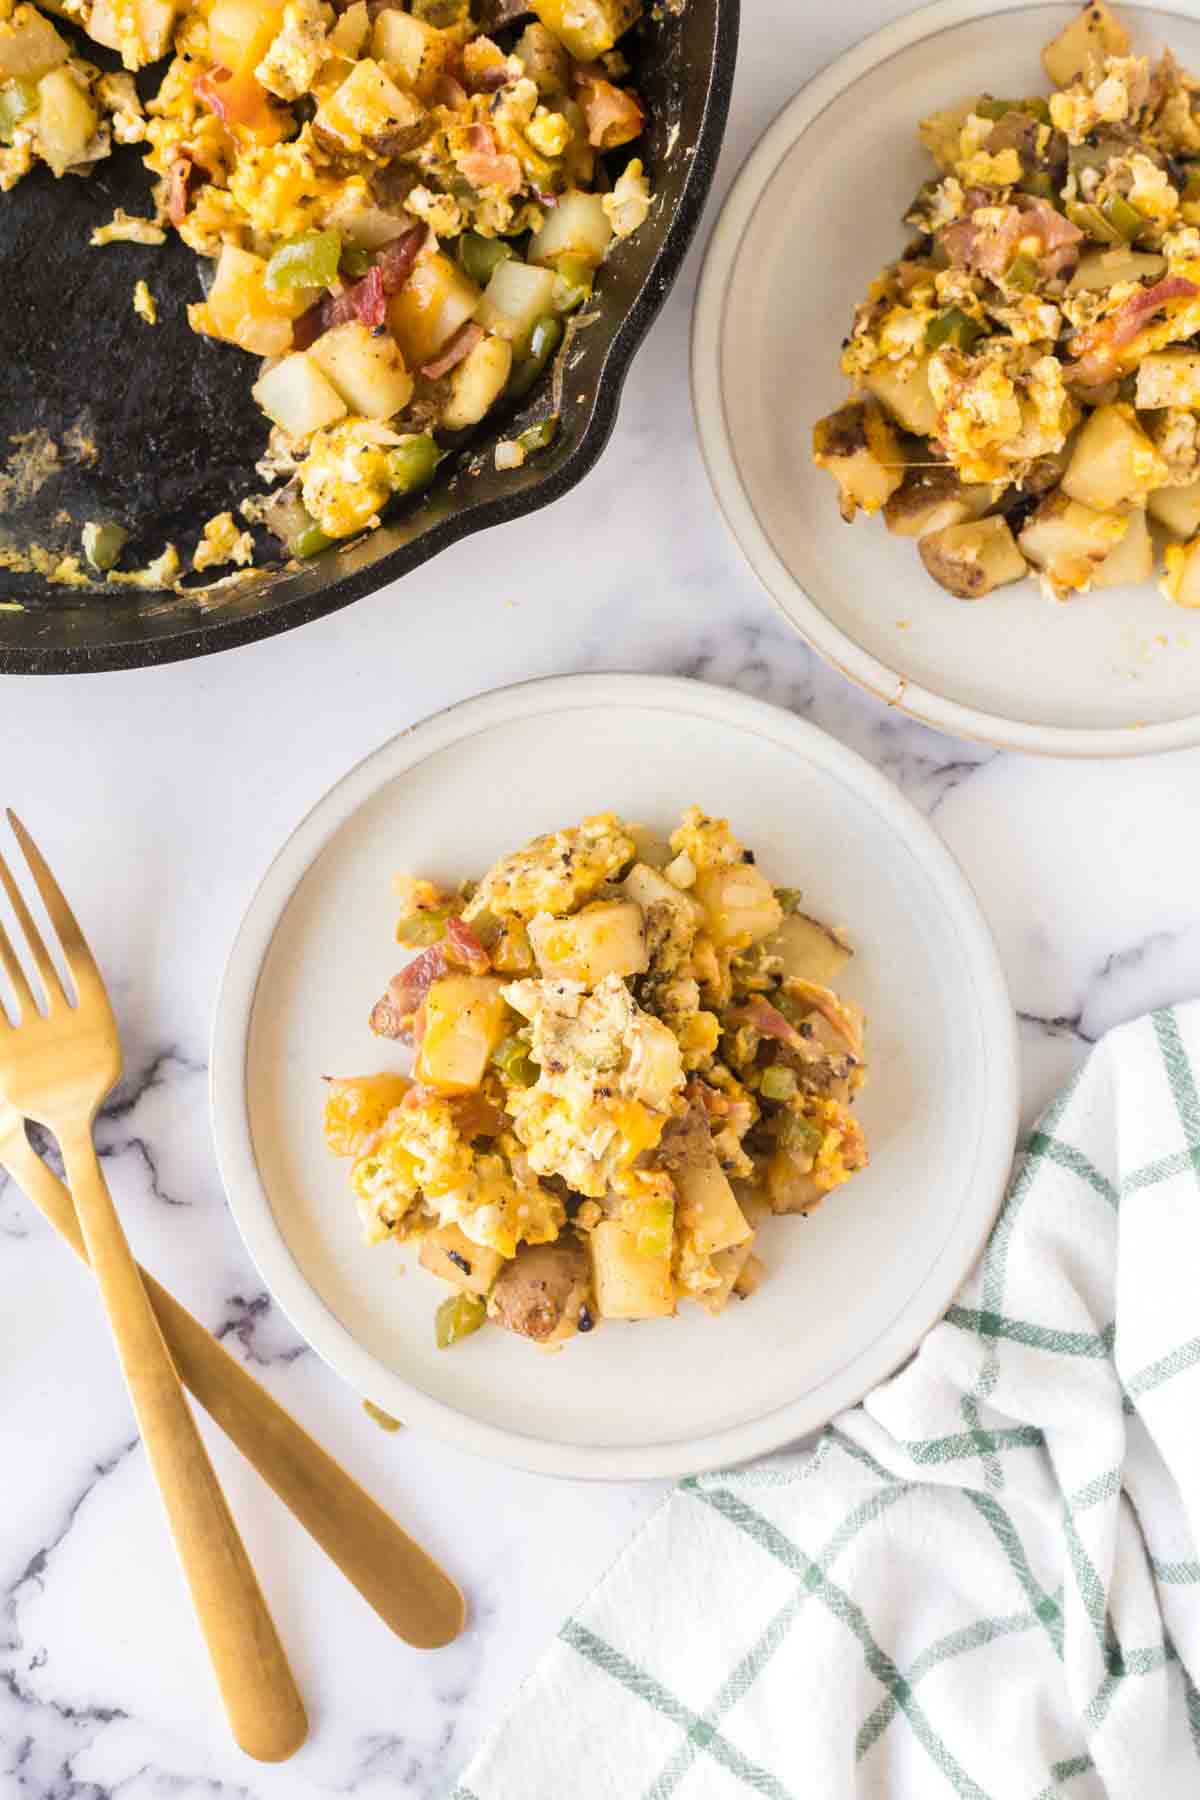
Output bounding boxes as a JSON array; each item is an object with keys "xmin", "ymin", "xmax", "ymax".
[
  {"xmin": 59, "ymin": 1126, "xmax": 308, "ymax": 1763},
  {"xmin": 3, "ymin": 1130, "xmax": 464, "ymax": 1648}
]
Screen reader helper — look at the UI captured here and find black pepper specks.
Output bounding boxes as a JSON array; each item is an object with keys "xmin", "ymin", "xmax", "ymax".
[
  {"xmin": 577, "ymin": 1305, "xmax": 594, "ymax": 1333},
  {"xmin": 448, "ymin": 1248, "xmax": 472, "ymax": 1275}
]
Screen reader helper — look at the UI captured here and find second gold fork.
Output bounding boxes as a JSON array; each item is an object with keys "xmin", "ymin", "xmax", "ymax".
[{"xmin": 0, "ymin": 812, "xmax": 307, "ymax": 1763}]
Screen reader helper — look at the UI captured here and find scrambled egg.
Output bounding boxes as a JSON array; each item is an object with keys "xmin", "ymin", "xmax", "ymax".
[
  {"xmin": 501, "ymin": 973, "xmax": 685, "ymax": 1197},
  {"xmin": 132, "ymin": 277, "xmax": 157, "ymax": 322},
  {"xmin": 464, "ymin": 812, "xmax": 636, "ymax": 923},
  {"xmin": 192, "ymin": 509, "xmax": 253, "ymax": 570}
]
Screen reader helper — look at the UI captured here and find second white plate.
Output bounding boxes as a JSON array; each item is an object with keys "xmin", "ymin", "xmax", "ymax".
[
  {"xmin": 693, "ymin": 0, "xmax": 1200, "ymax": 756},
  {"xmin": 211, "ymin": 674, "xmax": 1017, "ymax": 1479}
]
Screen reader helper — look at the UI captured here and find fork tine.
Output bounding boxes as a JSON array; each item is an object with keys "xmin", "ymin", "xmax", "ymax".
[
  {"xmin": 0, "ymin": 833, "xmax": 69, "ymax": 1011},
  {"xmin": 0, "ymin": 912, "xmax": 36, "ymax": 1022},
  {"xmin": 5, "ymin": 812, "xmax": 98, "ymax": 1002}
]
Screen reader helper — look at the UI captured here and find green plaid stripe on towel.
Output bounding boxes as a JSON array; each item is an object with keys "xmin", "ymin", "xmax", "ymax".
[{"xmin": 454, "ymin": 1006, "xmax": 1200, "ymax": 1799}]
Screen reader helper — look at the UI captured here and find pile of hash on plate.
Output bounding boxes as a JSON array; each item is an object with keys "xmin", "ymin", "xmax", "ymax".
[
  {"xmin": 323, "ymin": 808, "xmax": 869, "ymax": 1351},
  {"xmin": 813, "ymin": 0, "xmax": 1200, "ymax": 607},
  {"xmin": 0, "ymin": 0, "xmax": 653, "ymax": 563}
]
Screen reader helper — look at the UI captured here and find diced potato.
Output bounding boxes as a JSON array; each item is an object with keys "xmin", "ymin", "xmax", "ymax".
[
  {"xmin": 812, "ymin": 400, "xmax": 904, "ymax": 521},
  {"xmin": 372, "ymin": 9, "xmax": 456, "ymax": 101},
  {"xmin": 35, "ymin": 67, "xmax": 100, "ymax": 176},
  {"xmin": 0, "ymin": 4, "xmax": 67, "ymax": 81},
  {"xmin": 1149, "ymin": 479, "xmax": 1200, "ymax": 539},
  {"xmin": 1090, "ymin": 505, "xmax": 1152, "ymax": 589},
  {"xmin": 515, "ymin": 21, "xmax": 569, "ymax": 96},
  {"xmin": 316, "ymin": 58, "xmax": 424, "ymax": 151},
  {"xmin": 1042, "ymin": 0, "xmax": 1129, "ymax": 87},
  {"xmin": 86, "ymin": 0, "xmax": 176, "ymax": 65},
  {"xmin": 322, "ymin": 1072, "xmax": 410, "ymax": 1156},
  {"xmin": 329, "ymin": 0, "xmax": 369, "ymax": 58},
  {"xmin": 761, "ymin": 912, "xmax": 852, "ymax": 986},
  {"xmin": 674, "ymin": 1156, "xmax": 751, "ymax": 1260},
  {"xmin": 386, "ymin": 252, "xmax": 481, "ymax": 366},
  {"xmin": 589, "ymin": 1219, "xmax": 673, "ymax": 1320},
  {"xmin": 733, "ymin": 1251, "xmax": 765, "ymax": 1299},
  {"xmin": 864, "ymin": 358, "xmax": 938, "ymax": 437},
  {"xmin": 1018, "ymin": 489, "xmax": 1128, "ymax": 595},
  {"xmin": 531, "ymin": 0, "xmax": 641, "ymax": 61},
  {"xmin": 766, "ymin": 1150, "xmax": 823, "ymax": 1215},
  {"xmin": 308, "ymin": 321, "xmax": 414, "ymax": 420},
  {"xmin": 419, "ymin": 1223, "xmax": 504, "ymax": 1298},
  {"xmin": 439, "ymin": 334, "xmax": 513, "ymax": 431},
  {"xmin": 529, "ymin": 190, "xmax": 613, "ymax": 269},
  {"xmin": 207, "ymin": 0, "xmax": 284, "ymax": 72},
  {"xmin": 326, "ymin": 191, "xmax": 414, "ymax": 249},
  {"xmin": 693, "ymin": 863, "xmax": 782, "ymax": 951},
  {"xmin": 622, "ymin": 860, "xmax": 704, "ymax": 923},
  {"xmin": 414, "ymin": 974, "xmax": 510, "ymax": 1092},
  {"xmin": 695, "ymin": 1237, "xmax": 757, "ymax": 1316},
  {"xmin": 477, "ymin": 260, "xmax": 559, "ymax": 344},
  {"xmin": 883, "ymin": 463, "xmax": 997, "ymax": 538},
  {"xmin": 1061, "ymin": 404, "xmax": 1170, "ymax": 511},
  {"xmin": 919, "ymin": 515, "xmax": 1027, "ymax": 599},
  {"xmin": 1161, "ymin": 535, "xmax": 1200, "ymax": 608},
  {"xmin": 1135, "ymin": 353, "xmax": 1200, "ymax": 411},
  {"xmin": 1068, "ymin": 248, "xmax": 1165, "ymax": 293},
  {"xmin": 528, "ymin": 900, "xmax": 648, "ymax": 984},
  {"xmin": 191, "ymin": 242, "xmax": 314, "ymax": 357},
  {"xmin": 253, "ymin": 352, "xmax": 348, "ymax": 436}
]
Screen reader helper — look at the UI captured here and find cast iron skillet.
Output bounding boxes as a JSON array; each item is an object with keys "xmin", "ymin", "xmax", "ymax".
[{"xmin": 0, "ymin": 0, "xmax": 737, "ymax": 674}]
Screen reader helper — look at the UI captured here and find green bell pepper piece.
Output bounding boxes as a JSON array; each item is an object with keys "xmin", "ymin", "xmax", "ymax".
[
  {"xmin": 265, "ymin": 228, "xmax": 342, "ymax": 291},
  {"xmin": 516, "ymin": 417, "xmax": 558, "ymax": 456},
  {"xmin": 289, "ymin": 523, "xmax": 334, "ymax": 559},
  {"xmin": 1005, "ymin": 252, "xmax": 1040, "ymax": 292},
  {"xmin": 396, "ymin": 904, "xmax": 455, "ymax": 948},
  {"xmin": 925, "ymin": 308, "xmax": 985, "ymax": 353},
  {"xmin": 1103, "ymin": 194, "xmax": 1144, "ymax": 242},
  {"xmin": 81, "ymin": 520, "xmax": 128, "ymax": 574},
  {"xmin": 340, "ymin": 246, "xmax": 372, "ymax": 279},
  {"xmin": 491, "ymin": 1034, "xmax": 539, "ymax": 1086},
  {"xmin": 974, "ymin": 95, "xmax": 1051, "ymax": 124},
  {"xmin": 635, "ymin": 1199, "xmax": 674, "ymax": 1258},
  {"xmin": 508, "ymin": 314, "xmax": 564, "ymax": 399},
  {"xmin": 458, "ymin": 230, "xmax": 514, "ymax": 288},
  {"xmin": 387, "ymin": 433, "xmax": 440, "ymax": 495},
  {"xmin": 435, "ymin": 1292, "xmax": 487, "ymax": 1348},
  {"xmin": 760, "ymin": 1064, "xmax": 798, "ymax": 1102},
  {"xmin": 1065, "ymin": 200, "xmax": 1123, "ymax": 246},
  {"xmin": 778, "ymin": 1112, "xmax": 822, "ymax": 1158},
  {"xmin": 552, "ymin": 255, "xmax": 594, "ymax": 314}
]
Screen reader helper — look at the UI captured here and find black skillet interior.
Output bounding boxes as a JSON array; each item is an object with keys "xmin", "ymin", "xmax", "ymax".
[{"xmin": 0, "ymin": 0, "xmax": 738, "ymax": 674}]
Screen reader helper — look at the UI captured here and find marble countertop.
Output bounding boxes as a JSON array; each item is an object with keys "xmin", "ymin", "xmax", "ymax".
[{"xmin": 5, "ymin": 2, "xmax": 1200, "ymax": 1793}]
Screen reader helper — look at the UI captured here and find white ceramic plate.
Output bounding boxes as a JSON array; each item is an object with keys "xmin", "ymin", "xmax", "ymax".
[
  {"xmin": 211, "ymin": 674, "xmax": 1018, "ymax": 1480},
  {"xmin": 693, "ymin": 0, "xmax": 1200, "ymax": 757}
]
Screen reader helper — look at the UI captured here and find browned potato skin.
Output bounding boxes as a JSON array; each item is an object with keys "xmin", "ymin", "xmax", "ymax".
[
  {"xmin": 883, "ymin": 463, "xmax": 996, "ymax": 539},
  {"xmin": 919, "ymin": 515, "xmax": 1027, "ymax": 599},
  {"xmin": 489, "ymin": 1236, "xmax": 592, "ymax": 1344}
]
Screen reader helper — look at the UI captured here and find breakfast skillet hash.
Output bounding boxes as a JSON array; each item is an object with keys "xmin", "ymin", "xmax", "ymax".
[
  {"xmin": 0, "ymin": 0, "xmax": 653, "ymax": 571},
  {"xmin": 814, "ymin": 0, "xmax": 1200, "ymax": 606},
  {"xmin": 323, "ymin": 810, "xmax": 869, "ymax": 1351}
]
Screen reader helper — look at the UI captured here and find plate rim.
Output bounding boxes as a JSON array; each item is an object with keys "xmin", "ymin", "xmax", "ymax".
[
  {"xmin": 210, "ymin": 671, "xmax": 1019, "ymax": 1480},
  {"xmin": 691, "ymin": 0, "xmax": 1200, "ymax": 760}
]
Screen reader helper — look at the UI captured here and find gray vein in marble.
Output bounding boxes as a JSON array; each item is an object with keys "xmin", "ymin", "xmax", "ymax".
[
  {"xmin": 1, "ymin": 1438, "xmax": 138, "ymax": 1798},
  {"xmin": 213, "ymin": 1293, "xmax": 307, "ymax": 1368}
]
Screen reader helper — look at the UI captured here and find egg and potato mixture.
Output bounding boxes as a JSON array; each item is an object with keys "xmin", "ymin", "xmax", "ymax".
[
  {"xmin": 814, "ymin": 1, "xmax": 1200, "ymax": 607},
  {"xmin": 0, "ymin": 0, "xmax": 654, "ymax": 564},
  {"xmin": 323, "ymin": 809, "xmax": 869, "ymax": 1352}
]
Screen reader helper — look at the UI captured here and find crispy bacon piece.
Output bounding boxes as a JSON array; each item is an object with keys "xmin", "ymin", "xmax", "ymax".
[
  {"xmin": 940, "ymin": 196, "xmax": 1081, "ymax": 283},
  {"xmin": 460, "ymin": 123, "xmax": 522, "ymax": 196},
  {"xmin": 1069, "ymin": 274, "xmax": 1199, "ymax": 382},
  {"xmin": 421, "ymin": 322, "xmax": 484, "ymax": 379},
  {"xmin": 292, "ymin": 226, "xmax": 426, "ymax": 350},
  {"xmin": 165, "ymin": 154, "xmax": 200, "ymax": 225},
  {"xmin": 445, "ymin": 916, "xmax": 491, "ymax": 973},
  {"xmin": 369, "ymin": 947, "xmax": 447, "ymax": 1038},
  {"xmin": 726, "ymin": 996, "xmax": 806, "ymax": 1051},
  {"xmin": 576, "ymin": 75, "xmax": 643, "ymax": 149}
]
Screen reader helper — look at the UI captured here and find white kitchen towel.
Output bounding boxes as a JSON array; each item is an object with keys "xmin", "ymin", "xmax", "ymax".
[{"xmin": 453, "ymin": 1004, "xmax": 1200, "ymax": 1800}]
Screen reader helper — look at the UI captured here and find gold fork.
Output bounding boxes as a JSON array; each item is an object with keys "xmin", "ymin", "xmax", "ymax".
[
  {"xmin": 0, "ymin": 812, "xmax": 307, "ymax": 1763},
  {"xmin": 0, "ymin": 1104, "xmax": 466, "ymax": 1648}
]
